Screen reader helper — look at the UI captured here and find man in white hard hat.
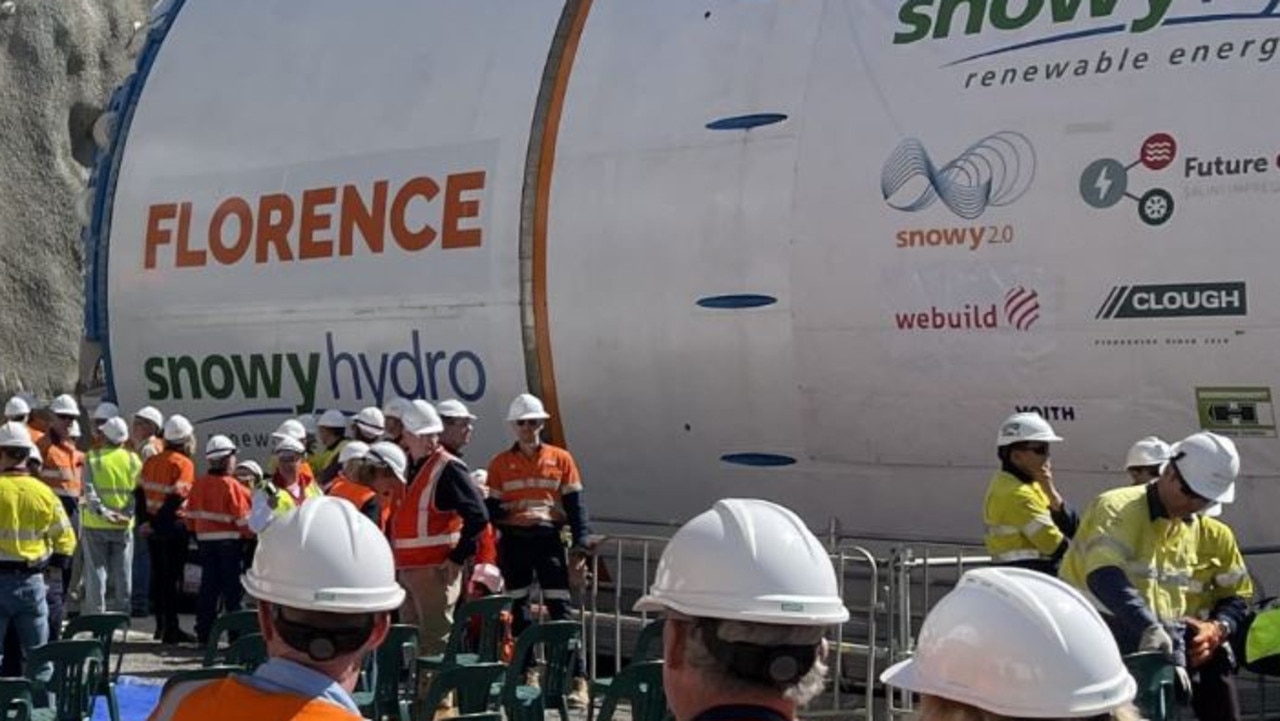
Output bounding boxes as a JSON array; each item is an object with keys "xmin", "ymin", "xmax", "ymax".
[
  {"xmin": 250, "ymin": 436, "xmax": 324, "ymax": 534},
  {"xmin": 80, "ymin": 417, "xmax": 141, "ymax": 615},
  {"xmin": 311, "ymin": 409, "xmax": 349, "ymax": 489},
  {"xmin": 187, "ymin": 435, "xmax": 253, "ymax": 645},
  {"xmin": 486, "ymin": 393, "xmax": 592, "ymax": 704},
  {"xmin": 635, "ymin": 499, "xmax": 848, "ymax": 721},
  {"xmin": 4, "ymin": 395, "xmax": 43, "ymax": 445},
  {"xmin": 881, "ymin": 567, "xmax": 1138, "ymax": 721},
  {"xmin": 1061, "ymin": 432, "xmax": 1241, "ymax": 709},
  {"xmin": 1125, "ymin": 436, "xmax": 1171, "ymax": 486},
  {"xmin": 131, "ymin": 406, "xmax": 165, "ymax": 461},
  {"xmin": 436, "ymin": 399, "xmax": 476, "ymax": 457},
  {"xmin": 382, "ymin": 398, "xmax": 411, "ymax": 448},
  {"xmin": 351, "ymin": 407, "xmax": 384, "ymax": 444},
  {"xmin": 389, "ymin": 401, "xmax": 488, "ymax": 667},
  {"xmin": 36, "ymin": 394, "xmax": 85, "ymax": 639},
  {"xmin": 148, "ymin": 497, "xmax": 403, "ymax": 721},
  {"xmin": 982, "ymin": 412, "xmax": 1078, "ymax": 575},
  {"xmin": 267, "ymin": 419, "xmax": 317, "ymax": 484},
  {"xmin": 0, "ymin": 421, "xmax": 76, "ymax": 685},
  {"xmin": 129, "ymin": 406, "xmax": 165, "ymax": 617},
  {"xmin": 90, "ymin": 402, "xmax": 120, "ymax": 449},
  {"xmin": 325, "ymin": 442, "xmax": 380, "ymax": 528},
  {"xmin": 363, "ymin": 441, "xmax": 408, "ymax": 534},
  {"xmin": 138, "ymin": 415, "xmax": 197, "ymax": 643}
]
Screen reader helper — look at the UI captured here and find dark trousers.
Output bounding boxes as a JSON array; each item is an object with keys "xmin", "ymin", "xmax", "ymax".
[
  {"xmin": 46, "ymin": 497, "xmax": 78, "ymax": 641},
  {"xmin": 0, "ymin": 624, "xmax": 19, "ymax": 675},
  {"xmin": 1192, "ymin": 646, "xmax": 1240, "ymax": 721},
  {"xmin": 497, "ymin": 528, "xmax": 584, "ymax": 677},
  {"xmin": 148, "ymin": 530, "xmax": 188, "ymax": 639},
  {"xmin": 195, "ymin": 540, "xmax": 244, "ymax": 642}
]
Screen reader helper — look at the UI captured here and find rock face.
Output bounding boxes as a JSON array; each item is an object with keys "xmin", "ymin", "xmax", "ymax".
[{"xmin": 0, "ymin": 0, "xmax": 147, "ymax": 399}]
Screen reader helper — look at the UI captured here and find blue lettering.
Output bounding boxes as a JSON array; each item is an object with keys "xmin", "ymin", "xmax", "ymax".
[
  {"xmin": 449, "ymin": 350, "xmax": 486, "ymax": 402},
  {"xmin": 390, "ymin": 330, "xmax": 426, "ymax": 399},
  {"xmin": 326, "ymin": 332, "xmax": 361, "ymax": 399}
]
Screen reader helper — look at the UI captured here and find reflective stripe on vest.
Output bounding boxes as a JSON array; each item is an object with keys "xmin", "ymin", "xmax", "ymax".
[
  {"xmin": 391, "ymin": 449, "xmax": 464, "ymax": 567},
  {"xmin": 196, "ymin": 531, "xmax": 243, "ymax": 541},
  {"xmin": 992, "ymin": 549, "xmax": 1042, "ymax": 563}
]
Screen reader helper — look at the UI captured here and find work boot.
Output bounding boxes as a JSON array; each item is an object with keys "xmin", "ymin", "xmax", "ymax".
[{"xmin": 566, "ymin": 677, "xmax": 590, "ymax": 710}]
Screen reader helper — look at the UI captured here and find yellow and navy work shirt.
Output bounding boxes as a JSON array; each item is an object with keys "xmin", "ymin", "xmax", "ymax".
[
  {"xmin": 0, "ymin": 472, "xmax": 78, "ymax": 567},
  {"xmin": 1188, "ymin": 516, "xmax": 1252, "ymax": 616},
  {"xmin": 983, "ymin": 469, "xmax": 1075, "ymax": 569}
]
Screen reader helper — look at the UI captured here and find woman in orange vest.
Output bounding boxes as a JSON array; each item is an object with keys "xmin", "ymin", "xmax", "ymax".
[{"xmin": 325, "ymin": 442, "xmax": 381, "ymax": 529}]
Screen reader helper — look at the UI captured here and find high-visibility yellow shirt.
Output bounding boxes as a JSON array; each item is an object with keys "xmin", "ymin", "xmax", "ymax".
[
  {"xmin": 0, "ymin": 472, "xmax": 77, "ymax": 565},
  {"xmin": 983, "ymin": 470, "xmax": 1064, "ymax": 563},
  {"xmin": 270, "ymin": 479, "xmax": 324, "ymax": 517},
  {"xmin": 1060, "ymin": 484, "xmax": 1199, "ymax": 623},
  {"xmin": 1188, "ymin": 516, "xmax": 1252, "ymax": 616},
  {"xmin": 83, "ymin": 446, "xmax": 142, "ymax": 531},
  {"xmin": 308, "ymin": 441, "xmax": 345, "ymax": 479}
]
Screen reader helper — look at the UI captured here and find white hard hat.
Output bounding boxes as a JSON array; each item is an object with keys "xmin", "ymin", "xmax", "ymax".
[
  {"xmin": 1170, "ymin": 432, "xmax": 1239, "ymax": 504},
  {"xmin": 68, "ymin": 420, "xmax": 82, "ymax": 439},
  {"xmin": 133, "ymin": 406, "xmax": 164, "ymax": 430},
  {"xmin": 4, "ymin": 396, "xmax": 29, "ymax": 418},
  {"xmin": 470, "ymin": 469, "xmax": 488, "ymax": 487},
  {"xmin": 437, "ymin": 399, "xmax": 477, "ymax": 420},
  {"xmin": 26, "ymin": 446, "xmax": 42, "ymax": 468},
  {"xmin": 366, "ymin": 441, "xmax": 408, "ymax": 483},
  {"xmin": 383, "ymin": 397, "xmax": 412, "ymax": 420},
  {"xmin": 204, "ymin": 434, "xmax": 237, "ymax": 460},
  {"xmin": 353, "ymin": 407, "xmax": 385, "ymax": 435},
  {"xmin": 0, "ymin": 421, "xmax": 34, "ymax": 450},
  {"xmin": 317, "ymin": 409, "xmax": 348, "ymax": 430},
  {"xmin": 242, "ymin": 496, "xmax": 405, "ymax": 613},
  {"xmin": 506, "ymin": 393, "xmax": 550, "ymax": 422},
  {"xmin": 1125, "ymin": 436, "xmax": 1171, "ymax": 469},
  {"xmin": 634, "ymin": 498, "xmax": 849, "ymax": 625},
  {"xmin": 471, "ymin": 563, "xmax": 504, "ymax": 594},
  {"xmin": 400, "ymin": 400, "xmax": 442, "ymax": 436},
  {"xmin": 101, "ymin": 417, "xmax": 130, "ymax": 445},
  {"xmin": 92, "ymin": 401, "xmax": 120, "ymax": 422},
  {"xmin": 297, "ymin": 413, "xmax": 318, "ymax": 436},
  {"xmin": 274, "ymin": 435, "xmax": 306, "ymax": 455},
  {"xmin": 163, "ymin": 414, "xmax": 194, "ymax": 442},
  {"xmin": 880, "ymin": 567, "xmax": 1135, "ymax": 718},
  {"xmin": 235, "ymin": 460, "xmax": 264, "ymax": 482},
  {"xmin": 272, "ymin": 419, "xmax": 307, "ymax": 442},
  {"xmin": 996, "ymin": 412, "xmax": 1063, "ymax": 447},
  {"xmin": 49, "ymin": 394, "xmax": 80, "ymax": 417},
  {"xmin": 339, "ymin": 440, "xmax": 370, "ymax": 465}
]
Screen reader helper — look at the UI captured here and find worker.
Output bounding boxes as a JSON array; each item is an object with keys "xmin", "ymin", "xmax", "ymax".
[
  {"xmin": 325, "ymin": 442, "xmax": 380, "ymax": 528},
  {"xmin": 297, "ymin": 413, "xmax": 319, "ymax": 457},
  {"xmin": 137, "ymin": 414, "xmax": 197, "ymax": 643},
  {"xmin": 266, "ymin": 419, "xmax": 316, "ymax": 482},
  {"xmin": 89, "ymin": 402, "xmax": 120, "ymax": 449},
  {"xmin": 1061, "ymin": 431, "xmax": 1239, "ymax": 702},
  {"xmin": 147, "ymin": 497, "xmax": 403, "ymax": 721},
  {"xmin": 390, "ymin": 400, "xmax": 487, "ymax": 666},
  {"xmin": 382, "ymin": 398, "xmax": 411, "ymax": 448},
  {"xmin": 80, "ymin": 417, "xmax": 141, "ymax": 615},
  {"xmin": 234, "ymin": 459, "xmax": 266, "ymax": 575},
  {"xmin": 311, "ymin": 409, "xmax": 348, "ymax": 487},
  {"xmin": 881, "ymin": 567, "xmax": 1138, "ymax": 721},
  {"xmin": 437, "ymin": 400, "xmax": 476, "ymax": 457},
  {"xmin": 351, "ymin": 407, "xmax": 384, "ymax": 444},
  {"xmin": 633, "ymin": 498, "xmax": 848, "ymax": 721},
  {"xmin": 186, "ymin": 435, "xmax": 253, "ymax": 646},
  {"xmin": 36, "ymin": 394, "xmax": 84, "ymax": 639},
  {"xmin": 982, "ymin": 412, "xmax": 1077, "ymax": 575},
  {"xmin": 249, "ymin": 435, "xmax": 324, "ymax": 534},
  {"xmin": 1126, "ymin": 436, "xmax": 1171, "ymax": 485},
  {"xmin": 5, "ymin": 395, "xmax": 43, "ymax": 445},
  {"xmin": 0, "ymin": 422, "xmax": 77, "ymax": 687},
  {"xmin": 485, "ymin": 393, "xmax": 592, "ymax": 705},
  {"xmin": 0, "ymin": 445, "xmax": 44, "ymax": 676},
  {"xmin": 363, "ymin": 441, "xmax": 407, "ymax": 533},
  {"xmin": 1181, "ymin": 509, "xmax": 1252, "ymax": 721},
  {"xmin": 129, "ymin": 406, "xmax": 165, "ymax": 618}
]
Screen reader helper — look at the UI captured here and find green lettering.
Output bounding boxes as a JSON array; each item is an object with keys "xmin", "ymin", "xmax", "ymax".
[
  {"xmin": 144, "ymin": 357, "xmax": 169, "ymax": 400},
  {"xmin": 990, "ymin": 0, "xmax": 1043, "ymax": 30},
  {"xmin": 894, "ymin": 0, "xmax": 935, "ymax": 44},
  {"xmin": 287, "ymin": 353, "xmax": 321, "ymax": 414},
  {"xmin": 166, "ymin": 356, "xmax": 201, "ymax": 400},
  {"xmin": 1130, "ymin": 0, "xmax": 1171, "ymax": 33},
  {"xmin": 231, "ymin": 353, "xmax": 283, "ymax": 398},
  {"xmin": 201, "ymin": 355, "xmax": 235, "ymax": 400},
  {"xmin": 935, "ymin": 0, "xmax": 987, "ymax": 39},
  {"xmin": 1049, "ymin": 0, "xmax": 1085, "ymax": 22}
]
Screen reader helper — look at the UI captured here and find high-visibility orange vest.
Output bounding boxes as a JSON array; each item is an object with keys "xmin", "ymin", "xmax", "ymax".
[
  {"xmin": 327, "ymin": 476, "xmax": 377, "ymax": 515},
  {"xmin": 391, "ymin": 449, "xmax": 463, "ymax": 568},
  {"xmin": 36, "ymin": 436, "xmax": 83, "ymax": 499},
  {"xmin": 185, "ymin": 474, "xmax": 252, "ymax": 541},
  {"xmin": 486, "ymin": 443, "xmax": 583, "ymax": 527},
  {"xmin": 147, "ymin": 676, "xmax": 361, "ymax": 721},
  {"xmin": 139, "ymin": 450, "xmax": 195, "ymax": 515}
]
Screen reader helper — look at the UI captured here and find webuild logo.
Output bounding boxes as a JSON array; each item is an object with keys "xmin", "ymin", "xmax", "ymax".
[
  {"xmin": 894, "ymin": 285, "xmax": 1041, "ymax": 331},
  {"xmin": 141, "ymin": 330, "xmax": 487, "ymax": 414},
  {"xmin": 1096, "ymin": 282, "xmax": 1246, "ymax": 319}
]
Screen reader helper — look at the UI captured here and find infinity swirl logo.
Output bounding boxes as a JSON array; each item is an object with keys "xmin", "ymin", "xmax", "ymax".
[{"xmin": 881, "ymin": 131, "xmax": 1037, "ymax": 220}]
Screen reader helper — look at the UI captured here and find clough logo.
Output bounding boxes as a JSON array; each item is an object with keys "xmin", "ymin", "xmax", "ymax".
[{"xmin": 1097, "ymin": 282, "xmax": 1247, "ymax": 319}]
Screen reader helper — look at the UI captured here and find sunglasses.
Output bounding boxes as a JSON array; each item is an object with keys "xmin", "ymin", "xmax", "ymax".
[
  {"xmin": 515, "ymin": 419, "xmax": 542, "ymax": 427},
  {"xmin": 276, "ymin": 453, "xmax": 301, "ymax": 463},
  {"xmin": 1017, "ymin": 443, "xmax": 1051, "ymax": 456}
]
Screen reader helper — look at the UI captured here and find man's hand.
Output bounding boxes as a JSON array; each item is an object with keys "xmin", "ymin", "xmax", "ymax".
[
  {"xmin": 1034, "ymin": 460, "xmax": 1064, "ymax": 510},
  {"xmin": 1139, "ymin": 624, "xmax": 1175, "ymax": 657},
  {"xmin": 1185, "ymin": 617, "xmax": 1226, "ymax": 668}
]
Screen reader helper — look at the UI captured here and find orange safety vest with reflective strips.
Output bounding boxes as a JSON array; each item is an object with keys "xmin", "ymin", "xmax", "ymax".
[
  {"xmin": 185, "ymin": 473, "xmax": 252, "ymax": 541},
  {"xmin": 391, "ymin": 449, "xmax": 463, "ymax": 568},
  {"xmin": 486, "ymin": 443, "xmax": 583, "ymax": 528},
  {"xmin": 147, "ymin": 676, "xmax": 361, "ymax": 721},
  {"xmin": 36, "ymin": 436, "xmax": 83, "ymax": 499},
  {"xmin": 327, "ymin": 476, "xmax": 377, "ymax": 514},
  {"xmin": 139, "ymin": 450, "xmax": 195, "ymax": 516}
]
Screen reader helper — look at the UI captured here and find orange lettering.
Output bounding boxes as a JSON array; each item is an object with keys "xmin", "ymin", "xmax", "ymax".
[
  {"xmin": 340, "ymin": 181, "xmax": 387, "ymax": 256},
  {"xmin": 442, "ymin": 171, "xmax": 485, "ymax": 249},
  {"xmin": 390, "ymin": 176, "xmax": 439, "ymax": 252},
  {"xmin": 255, "ymin": 193, "xmax": 295, "ymax": 264},
  {"xmin": 174, "ymin": 202, "xmax": 205, "ymax": 267},
  {"xmin": 299, "ymin": 187, "xmax": 336, "ymax": 260},
  {"xmin": 208, "ymin": 197, "xmax": 252, "ymax": 265},
  {"xmin": 144, "ymin": 203, "xmax": 178, "ymax": 269}
]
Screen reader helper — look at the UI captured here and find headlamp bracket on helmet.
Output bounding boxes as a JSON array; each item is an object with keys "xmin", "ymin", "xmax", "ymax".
[
  {"xmin": 272, "ymin": 606, "xmax": 374, "ymax": 663},
  {"xmin": 696, "ymin": 620, "xmax": 818, "ymax": 686}
]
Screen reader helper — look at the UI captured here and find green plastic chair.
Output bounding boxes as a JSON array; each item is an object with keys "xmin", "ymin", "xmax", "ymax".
[
  {"xmin": 595, "ymin": 661, "xmax": 666, "ymax": 721},
  {"xmin": 24, "ymin": 639, "xmax": 103, "ymax": 721},
  {"xmin": 501, "ymin": 621, "xmax": 582, "ymax": 721},
  {"xmin": 0, "ymin": 679, "xmax": 34, "ymax": 721},
  {"xmin": 62, "ymin": 613, "xmax": 130, "ymax": 721},
  {"xmin": 419, "ymin": 595, "xmax": 515, "ymax": 673},
  {"xmin": 366, "ymin": 624, "xmax": 419, "ymax": 721},
  {"xmin": 451, "ymin": 714, "xmax": 501, "ymax": 721},
  {"xmin": 420, "ymin": 662, "xmax": 506, "ymax": 716},
  {"xmin": 224, "ymin": 633, "xmax": 268, "ymax": 672},
  {"xmin": 1123, "ymin": 651, "xmax": 1177, "ymax": 721},
  {"xmin": 591, "ymin": 618, "xmax": 664, "ymax": 704},
  {"xmin": 201, "ymin": 610, "xmax": 260, "ymax": 667},
  {"xmin": 160, "ymin": 667, "xmax": 240, "ymax": 696}
]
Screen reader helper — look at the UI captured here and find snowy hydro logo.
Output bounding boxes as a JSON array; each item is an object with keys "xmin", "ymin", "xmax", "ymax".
[{"xmin": 881, "ymin": 131, "xmax": 1036, "ymax": 220}]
